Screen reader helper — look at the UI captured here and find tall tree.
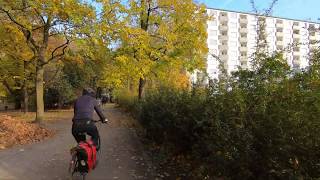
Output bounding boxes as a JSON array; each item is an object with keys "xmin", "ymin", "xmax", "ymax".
[
  {"xmin": 0, "ymin": 16, "xmax": 34, "ymax": 112},
  {"xmin": 0, "ymin": 0, "xmax": 96, "ymax": 122},
  {"xmin": 114, "ymin": 0, "xmax": 208, "ymax": 98}
]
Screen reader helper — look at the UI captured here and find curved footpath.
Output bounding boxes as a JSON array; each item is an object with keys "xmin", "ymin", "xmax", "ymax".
[{"xmin": 0, "ymin": 105, "xmax": 159, "ymax": 180}]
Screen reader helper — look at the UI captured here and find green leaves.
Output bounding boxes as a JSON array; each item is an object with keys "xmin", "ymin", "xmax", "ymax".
[{"xmin": 118, "ymin": 51, "xmax": 320, "ymax": 179}]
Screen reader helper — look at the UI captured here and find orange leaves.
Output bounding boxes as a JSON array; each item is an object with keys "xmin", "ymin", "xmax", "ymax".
[{"xmin": 0, "ymin": 115, "xmax": 54, "ymax": 149}]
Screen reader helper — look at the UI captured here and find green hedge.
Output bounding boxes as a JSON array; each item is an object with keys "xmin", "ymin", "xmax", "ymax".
[{"xmin": 118, "ymin": 53, "xmax": 320, "ymax": 179}]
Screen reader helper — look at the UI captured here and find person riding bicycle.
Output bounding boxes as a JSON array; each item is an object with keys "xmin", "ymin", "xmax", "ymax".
[{"xmin": 72, "ymin": 87, "xmax": 108, "ymax": 151}]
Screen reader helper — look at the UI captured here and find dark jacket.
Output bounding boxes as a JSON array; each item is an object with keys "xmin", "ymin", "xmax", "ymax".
[{"xmin": 73, "ymin": 95, "xmax": 105, "ymax": 121}]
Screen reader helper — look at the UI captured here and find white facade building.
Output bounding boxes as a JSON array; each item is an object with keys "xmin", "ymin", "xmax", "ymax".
[{"xmin": 206, "ymin": 8, "xmax": 320, "ymax": 79}]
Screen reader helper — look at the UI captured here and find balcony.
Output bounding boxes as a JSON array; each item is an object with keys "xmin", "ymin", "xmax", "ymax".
[
  {"xmin": 240, "ymin": 37, "xmax": 247, "ymax": 42},
  {"xmin": 277, "ymin": 22, "xmax": 284, "ymax": 28},
  {"xmin": 240, "ymin": 47, "xmax": 248, "ymax": 52},
  {"xmin": 219, "ymin": 35, "xmax": 228, "ymax": 41},
  {"xmin": 309, "ymin": 35, "xmax": 316, "ymax": 41},
  {"xmin": 276, "ymin": 41, "xmax": 283, "ymax": 46},
  {"xmin": 219, "ymin": 25, "xmax": 228, "ymax": 31},
  {"xmin": 219, "ymin": 45, "xmax": 228, "ymax": 50},
  {"xmin": 276, "ymin": 31, "xmax": 283, "ymax": 36},
  {"xmin": 293, "ymin": 59, "xmax": 300, "ymax": 66},
  {"xmin": 241, "ymin": 64, "xmax": 249, "ymax": 69},
  {"xmin": 240, "ymin": 28, "xmax": 248, "ymax": 33},
  {"xmin": 240, "ymin": 57, "xmax": 248, "ymax": 62},
  {"xmin": 293, "ymin": 34, "xmax": 300, "ymax": 39},
  {"xmin": 219, "ymin": 55, "xmax": 229, "ymax": 60},
  {"xmin": 239, "ymin": 18, "xmax": 247, "ymax": 24},
  {"xmin": 293, "ymin": 51, "xmax": 300, "ymax": 56},
  {"xmin": 277, "ymin": 45, "xmax": 284, "ymax": 50},
  {"xmin": 219, "ymin": 16, "xmax": 228, "ymax": 22},
  {"xmin": 293, "ymin": 24, "xmax": 300, "ymax": 30}
]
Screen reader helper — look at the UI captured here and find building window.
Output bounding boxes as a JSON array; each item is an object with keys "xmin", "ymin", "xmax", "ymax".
[
  {"xmin": 240, "ymin": 14, "xmax": 247, "ymax": 19},
  {"xmin": 209, "ymin": 49, "xmax": 217, "ymax": 55},
  {"xmin": 249, "ymin": 24, "xmax": 256, "ymax": 30},
  {"xmin": 230, "ymin": 13, "xmax": 237, "ymax": 18},
  {"xmin": 240, "ymin": 24, "xmax": 247, "ymax": 28},
  {"xmin": 276, "ymin": 19, "xmax": 283, "ymax": 24},
  {"xmin": 208, "ymin": 20, "xmax": 217, "ymax": 26},
  {"xmin": 230, "ymin": 22, "xmax": 237, "ymax": 28},
  {"xmin": 230, "ymin": 32, "xmax": 237, "ymax": 38},
  {"xmin": 221, "ymin": 31, "xmax": 228, "ymax": 36},
  {"xmin": 221, "ymin": 23, "xmax": 228, "ymax": 26},
  {"xmin": 241, "ymin": 43, "xmax": 247, "ymax": 47},
  {"xmin": 209, "ymin": 30, "xmax": 217, "ymax": 36},
  {"xmin": 209, "ymin": 39, "xmax": 217, "ymax": 45},
  {"xmin": 277, "ymin": 37, "xmax": 283, "ymax": 41},
  {"xmin": 230, "ymin": 41, "xmax": 237, "ymax": 47},
  {"xmin": 240, "ymin": 33, "xmax": 247, "ymax": 38},
  {"xmin": 221, "ymin": 12, "xmax": 227, "ymax": 17},
  {"xmin": 276, "ymin": 28, "xmax": 283, "ymax": 32},
  {"xmin": 221, "ymin": 40, "xmax": 228, "ymax": 45},
  {"xmin": 230, "ymin": 51, "xmax": 237, "ymax": 57},
  {"xmin": 284, "ymin": 29, "xmax": 291, "ymax": 34},
  {"xmin": 309, "ymin": 24, "xmax": 315, "ymax": 30},
  {"xmin": 301, "ymin": 48, "xmax": 307, "ymax": 53},
  {"xmin": 208, "ymin": 10, "xmax": 217, "ymax": 16},
  {"xmin": 221, "ymin": 51, "xmax": 227, "ymax": 55}
]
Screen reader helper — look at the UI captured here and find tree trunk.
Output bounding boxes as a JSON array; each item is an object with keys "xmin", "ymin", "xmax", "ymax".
[
  {"xmin": 23, "ymin": 60, "xmax": 28, "ymax": 113},
  {"xmin": 35, "ymin": 65, "xmax": 44, "ymax": 123},
  {"xmin": 23, "ymin": 84, "xmax": 28, "ymax": 113},
  {"xmin": 138, "ymin": 77, "xmax": 146, "ymax": 99}
]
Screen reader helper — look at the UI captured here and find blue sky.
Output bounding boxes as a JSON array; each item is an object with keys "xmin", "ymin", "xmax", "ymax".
[{"xmin": 197, "ymin": 0, "xmax": 319, "ymax": 22}]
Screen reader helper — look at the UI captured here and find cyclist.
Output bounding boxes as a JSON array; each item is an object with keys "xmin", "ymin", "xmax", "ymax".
[{"xmin": 72, "ymin": 87, "xmax": 108, "ymax": 151}]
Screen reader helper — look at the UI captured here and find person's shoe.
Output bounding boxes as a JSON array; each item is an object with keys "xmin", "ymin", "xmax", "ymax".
[{"xmin": 102, "ymin": 118, "xmax": 109, "ymax": 123}]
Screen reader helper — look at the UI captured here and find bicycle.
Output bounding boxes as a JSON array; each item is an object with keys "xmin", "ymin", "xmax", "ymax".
[{"xmin": 68, "ymin": 120, "xmax": 104, "ymax": 180}]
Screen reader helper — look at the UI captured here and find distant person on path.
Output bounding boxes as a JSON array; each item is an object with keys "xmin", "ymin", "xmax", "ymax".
[{"xmin": 72, "ymin": 88, "xmax": 108, "ymax": 151}]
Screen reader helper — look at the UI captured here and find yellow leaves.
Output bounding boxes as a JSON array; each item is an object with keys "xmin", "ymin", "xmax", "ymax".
[
  {"xmin": 103, "ymin": 0, "xmax": 209, "ymax": 90},
  {"xmin": 115, "ymin": 55, "xmax": 129, "ymax": 64}
]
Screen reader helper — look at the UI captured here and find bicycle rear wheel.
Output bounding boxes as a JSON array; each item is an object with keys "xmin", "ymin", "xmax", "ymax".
[{"xmin": 69, "ymin": 150, "xmax": 78, "ymax": 176}]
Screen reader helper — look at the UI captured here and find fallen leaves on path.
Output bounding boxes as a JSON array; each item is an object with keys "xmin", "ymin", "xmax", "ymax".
[{"xmin": 0, "ymin": 115, "xmax": 54, "ymax": 149}]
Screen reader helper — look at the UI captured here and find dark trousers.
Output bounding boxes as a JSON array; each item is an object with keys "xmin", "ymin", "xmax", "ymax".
[{"xmin": 72, "ymin": 119, "xmax": 100, "ymax": 151}]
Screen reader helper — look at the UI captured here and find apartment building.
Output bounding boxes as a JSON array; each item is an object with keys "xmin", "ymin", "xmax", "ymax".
[{"xmin": 206, "ymin": 8, "xmax": 320, "ymax": 79}]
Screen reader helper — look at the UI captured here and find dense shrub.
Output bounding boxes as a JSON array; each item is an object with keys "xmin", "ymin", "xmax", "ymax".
[{"xmin": 118, "ymin": 53, "xmax": 320, "ymax": 179}]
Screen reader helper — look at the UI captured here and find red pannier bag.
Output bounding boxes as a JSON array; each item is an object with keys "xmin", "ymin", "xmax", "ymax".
[{"xmin": 78, "ymin": 139, "xmax": 97, "ymax": 172}]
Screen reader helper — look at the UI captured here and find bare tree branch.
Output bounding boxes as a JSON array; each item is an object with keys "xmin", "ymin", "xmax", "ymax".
[
  {"xmin": 264, "ymin": 0, "xmax": 279, "ymax": 16},
  {"xmin": 34, "ymin": 8, "xmax": 45, "ymax": 24},
  {"xmin": 32, "ymin": 25, "xmax": 44, "ymax": 31},
  {"xmin": 250, "ymin": 0, "xmax": 258, "ymax": 14},
  {"xmin": 43, "ymin": 38, "xmax": 70, "ymax": 66},
  {"xmin": 0, "ymin": 7, "xmax": 28, "ymax": 30}
]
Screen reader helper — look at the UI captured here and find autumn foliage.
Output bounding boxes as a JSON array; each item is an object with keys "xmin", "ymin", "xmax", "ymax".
[{"xmin": 0, "ymin": 115, "xmax": 54, "ymax": 149}]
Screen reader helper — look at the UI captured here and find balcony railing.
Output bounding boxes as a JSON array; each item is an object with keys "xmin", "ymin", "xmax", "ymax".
[
  {"xmin": 219, "ymin": 16, "xmax": 228, "ymax": 22},
  {"xmin": 240, "ymin": 47, "xmax": 248, "ymax": 52},
  {"xmin": 219, "ymin": 25, "xmax": 228, "ymax": 31},
  {"xmin": 219, "ymin": 35, "xmax": 228, "ymax": 41},
  {"xmin": 293, "ymin": 34, "xmax": 300, "ymax": 39},
  {"xmin": 240, "ymin": 28, "xmax": 248, "ymax": 33},
  {"xmin": 240, "ymin": 37, "xmax": 247, "ymax": 42}
]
